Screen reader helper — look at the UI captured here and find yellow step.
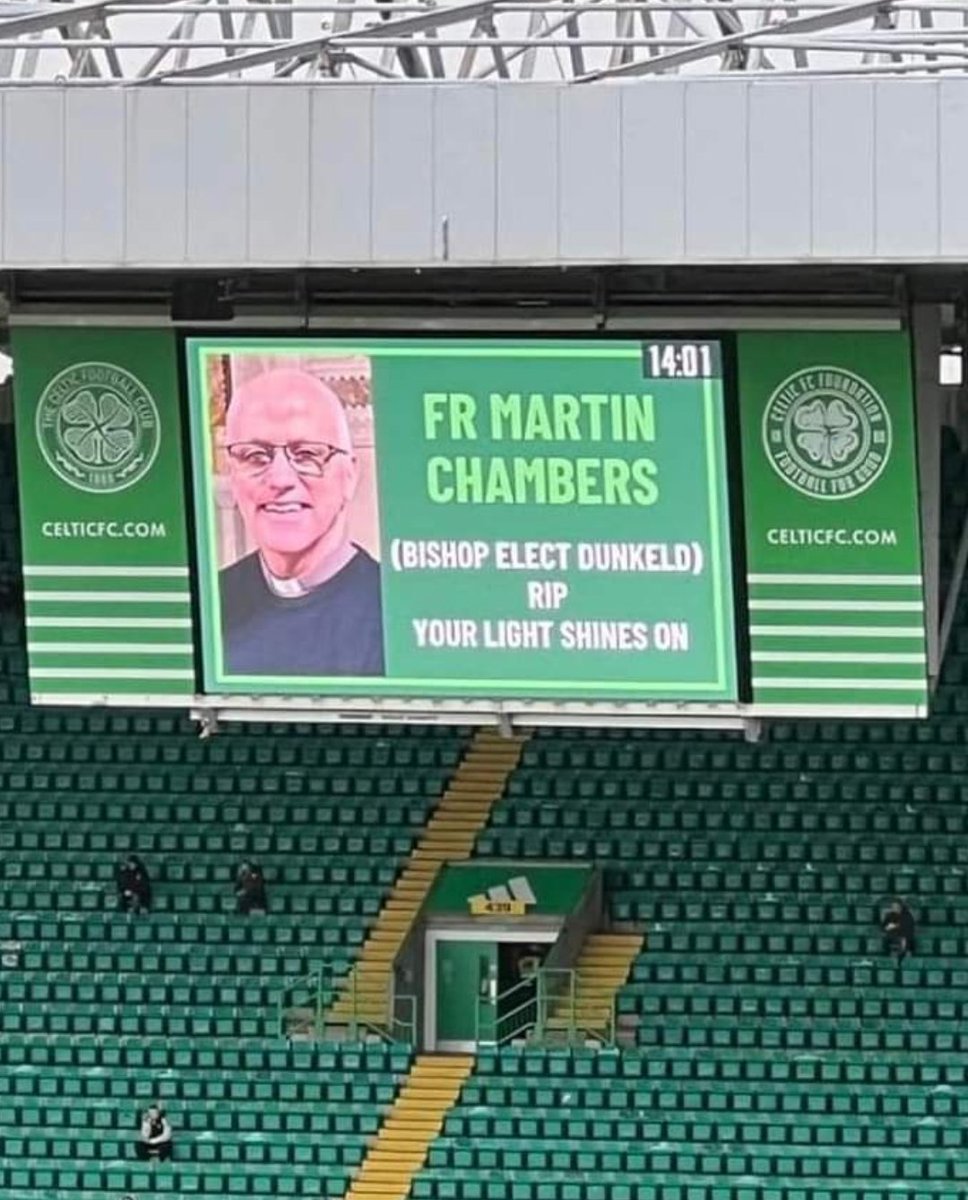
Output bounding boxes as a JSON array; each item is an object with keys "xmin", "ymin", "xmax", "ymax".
[
  {"xmin": 328, "ymin": 731, "xmax": 529, "ymax": 1027},
  {"xmin": 340, "ymin": 1055, "xmax": 474, "ymax": 1200}
]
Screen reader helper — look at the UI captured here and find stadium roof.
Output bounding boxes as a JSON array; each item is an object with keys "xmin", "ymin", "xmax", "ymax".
[{"xmin": 0, "ymin": 0, "xmax": 963, "ymax": 83}]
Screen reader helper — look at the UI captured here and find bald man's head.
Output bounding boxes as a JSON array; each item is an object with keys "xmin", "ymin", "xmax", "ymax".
[
  {"xmin": 224, "ymin": 368, "xmax": 359, "ymax": 580},
  {"xmin": 226, "ymin": 368, "xmax": 352, "ymax": 452}
]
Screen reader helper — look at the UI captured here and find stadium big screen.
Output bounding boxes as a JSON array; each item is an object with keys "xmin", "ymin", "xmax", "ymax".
[{"xmin": 10, "ymin": 328, "xmax": 928, "ymax": 720}]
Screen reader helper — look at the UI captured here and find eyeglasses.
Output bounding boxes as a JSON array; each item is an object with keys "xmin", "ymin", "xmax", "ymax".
[{"xmin": 226, "ymin": 441, "xmax": 348, "ymax": 478}]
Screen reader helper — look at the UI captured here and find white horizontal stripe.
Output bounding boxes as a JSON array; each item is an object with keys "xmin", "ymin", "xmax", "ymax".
[
  {"xmin": 752, "ymin": 651, "xmax": 926, "ymax": 665},
  {"xmin": 26, "ymin": 590, "xmax": 191, "ymax": 603},
  {"xmin": 749, "ymin": 599, "xmax": 923, "ymax": 612},
  {"xmin": 748, "ymin": 573, "xmax": 922, "ymax": 586},
  {"xmin": 29, "ymin": 667, "xmax": 195, "ymax": 681},
  {"xmin": 29, "ymin": 617, "xmax": 193, "ymax": 629},
  {"xmin": 28, "ymin": 642, "xmax": 193, "ymax": 656},
  {"xmin": 24, "ymin": 566, "xmax": 188, "ymax": 579},
  {"xmin": 32, "ymin": 693, "xmax": 193, "ymax": 708},
  {"xmin": 751, "ymin": 625, "xmax": 924, "ymax": 638},
  {"xmin": 753, "ymin": 677, "xmax": 926, "ymax": 691},
  {"xmin": 748, "ymin": 703, "xmax": 925, "ymax": 719}
]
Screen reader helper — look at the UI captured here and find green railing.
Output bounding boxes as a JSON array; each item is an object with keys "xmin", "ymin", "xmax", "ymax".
[
  {"xmin": 343, "ymin": 975, "xmax": 418, "ymax": 1045},
  {"xmin": 276, "ymin": 966, "xmax": 416, "ymax": 1044},
  {"xmin": 474, "ymin": 967, "xmax": 616, "ymax": 1048},
  {"xmin": 476, "ymin": 975, "xmax": 539, "ymax": 1046},
  {"xmin": 276, "ymin": 967, "xmax": 328, "ymax": 1039}
]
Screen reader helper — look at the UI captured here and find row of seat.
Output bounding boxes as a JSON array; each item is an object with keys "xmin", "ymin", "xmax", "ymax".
[
  {"xmin": 1, "ymin": 975, "xmax": 284, "ymax": 1005},
  {"xmin": 527, "ymin": 714, "xmax": 968, "ymax": 743},
  {"xmin": 0, "ymin": 768, "xmax": 443, "ymax": 795},
  {"xmin": 0, "ymin": 1037, "xmax": 410, "ymax": 1072},
  {"xmin": 502, "ymin": 776, "xmax": 968, "ymax": 803},
  {"xmin": 627, "ymin": 962, "xmax": 962, "ymax": 988},
  {"xmin": 425, "ymin": 1143, "xmax": 968, "ymax": 1179},
  {"xmin": 444, "ymin": 1113, "xmax": 965, "ymax": 1147},
  {"xmin": 0, "ymin": 737, "xmax": 460, "ymax": 767},
  {"xmin": 0, "ymin": 799, "xmax": 430, "ymax": 825},
  {"xmin": 0, "ymin": 1073, "xmax": 396, "ymax": 1103},
  {"xmin": 2, "ymin": 1162, "xmax": 346, "ymax": 1196},
  {"xmin": 0, "ymin": 889, "xmax": 380, "ymax": 916},
  {"xmin": 641, "ymin": 1025, "xmax": 968, "ymax": 1053},
  {"xmin": 633, "ymin": 989, "xmax": 968, "ymax": 1019},
  {"xmin": 0, "ymin": 844, "xmax": 412, "ymax": 873},
  {"xmin": 629, "ymin": 897, "xmax": 968, "ymax": 922},
  {"xmin": 0, "ymin": 1010, "xmax": 278, "ymax": 1038},
  {"xmin": 7, "ymin": 1106, "xmax": 380, "ymax": 1135},
  {"xmin": 518, "ymin": 745, "xmax": 968, "ymax": 771},
  {"xmin": 414, "ymin": 1178, "xmax": 968, "ymax": 1200},
  {"xmin": 642, "ymin": 932, "xmax": 954, "ymax": 955},
  {"xmin": 462, "ymin": 1082, "xmax": 965, "ymax": 1119},
  {"xmin": 492, "ymin": 803, "xmax": 968, "ymax": 832},
  {"xmin": 468, "ymin": 1050, "xmax": 968, "ymax": 1085},
  {"xmin": 477, "ymin": 831, "xmax": 968, "ymax": 876},
  {"xmin": 1, "ymin": 1135, "xmax": 363, "ymax": 1166}
]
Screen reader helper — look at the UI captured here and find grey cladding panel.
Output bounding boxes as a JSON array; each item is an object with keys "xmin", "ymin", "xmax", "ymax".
[
  {"xmin": 496, "ymin": 87, "xmax": 558, "ymax": 262},
  {"xmin": 748, "ymin": 83, "xmax": 810, "ymax": 260},
  {"xmin": 558, "ymin": 87, "xmax": 621, "ymax": 261},
  {"xmin": 309, "ymin": 88, "xmax": 372, "ymax": 264},
  {"xmin": 5, "ymin": 90, "xmax": 62, "ymax": 264},
  {"xmin": 875, "ymin": 81, "xmax": 938, "ymax": 258},
  {"xmin": 433, "ymin": 87, "xmax": 496, "ymax": 264},
  {"xmin": 64, "ymin": 91, "xmax": 125, "ymax": 264},
  {"xmin": 372, "ymin": 87, "xmax": 435, "ymax": 263},
  {"xmin": 812, "ymin": 80, "xmax": 874, "ymax": 258},
  {"xmin": 248, "ymin": 89, "xmax": 311, "ymax": 265},
  {"xmin": 186, "ymin": 87, "xmax": 248, "ymax": 265},
  {"xmin": 2, "ymin": 78, "xmax": 967, "ymax": 268},
  {"xmin": 125, "ymin": 89, "xmax": 188, "ymax": 265},
  {"xmin": 940, "ymin": 80, "xmax": 968, "ymax": 256},
  {"xmin": 684, "ymin": 82, "xmax": 748, "ymax": 260},
  {"xmin": 620, "ymin": 84, "xmax": 685, "ymax": 260}
]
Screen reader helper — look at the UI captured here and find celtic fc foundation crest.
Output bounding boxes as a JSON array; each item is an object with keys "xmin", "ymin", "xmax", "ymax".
[
  {"xmin": 35, "ymin": 361, "xmax": 161, "ymax": 494},
  {"xmin": 762, "ymin": 365, "xmax": 893, "ymax": 501}
]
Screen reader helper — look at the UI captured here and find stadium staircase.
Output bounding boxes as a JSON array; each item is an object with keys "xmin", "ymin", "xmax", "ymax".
[
  {"xmin": 344, "ymin": 1054, "xmax": 473, "ymax": 1200},
  {"xmin": 327, "ymin": 727, "xmax": 526, "ymax": 1031},
  {"xmin": 546, "ymin": 932, "xmax": 643, "ymax": 1041}
]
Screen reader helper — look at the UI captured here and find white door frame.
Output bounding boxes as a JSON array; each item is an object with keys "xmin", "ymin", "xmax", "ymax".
[{"xmin": 424, "ymin": 927, "xmax": 558, "ymax": 1053}]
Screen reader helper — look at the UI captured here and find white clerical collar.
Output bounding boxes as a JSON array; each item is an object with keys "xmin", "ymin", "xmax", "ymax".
[{"xmin": 260, "ymin": 545, "xmax": 357, "ymax": 599}]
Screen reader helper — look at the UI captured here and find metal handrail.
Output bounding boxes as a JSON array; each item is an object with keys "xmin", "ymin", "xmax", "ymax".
[
  {"xmin": 475, "ymin": 967, "xmax": 580, "ymax": 1047},
  {"xmin": 276, "ymin": 966, "xmax": 327, "ymax": 1038},
  {"xmin": 345, "ymin": 971, "xmax": 418, "ymax": 1044}
]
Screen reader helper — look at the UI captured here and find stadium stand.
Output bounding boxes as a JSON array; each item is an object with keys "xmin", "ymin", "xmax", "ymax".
[
  {"xmin": 3, "ymin": 410, "xmax": 968, "ymax": 1200},
  {"xmin": 407, "ymin": 442, "xmax": 968, "ymax": 1197},
  {"xmin": 0, "ymin": 423, "xmax": 456, "ymax": 1197}
]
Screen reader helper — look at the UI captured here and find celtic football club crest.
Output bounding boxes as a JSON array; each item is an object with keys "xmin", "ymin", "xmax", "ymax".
[
  {"xmin": 762, "ymin": 365, "xmax": 893, "ymax": 501},
  {"xmin": 35, "ymin": 361, "xmax": 161, "ymax": 494}
]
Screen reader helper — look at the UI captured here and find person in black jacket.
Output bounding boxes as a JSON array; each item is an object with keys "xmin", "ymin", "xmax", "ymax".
[
  {"xmin": 135, "ymin": 1104, "xmax": 172, "ymax": 1161},
  {"xmin": 882, "ymin": 898, "xmax": 916, "ymax": 960},
  {"xmin": 116, "ymin": 855, "xmax": 152, "ymax": 914},
  {"xmin": 235, "ymin": 860, "xmax": 268, "ymax": 915}
]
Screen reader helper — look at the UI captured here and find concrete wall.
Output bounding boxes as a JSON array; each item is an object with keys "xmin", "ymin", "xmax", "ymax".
[{"xmin": 3, "ymin": 77, "xmax": 968, "ymax": 269}]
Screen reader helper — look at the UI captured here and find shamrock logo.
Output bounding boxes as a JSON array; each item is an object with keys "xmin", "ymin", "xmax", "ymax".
[
  {"xmin": 792, "ymin": 397, "xmax": 860, "ymax": 470},
  {"xmin": 60, "ymin": 389, "xmax": 135, "ymax": 467}
]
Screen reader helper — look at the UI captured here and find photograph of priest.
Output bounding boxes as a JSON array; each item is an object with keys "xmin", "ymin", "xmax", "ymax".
[{"xmin": 218, "ymin": 367, "xmax": 385, "ymax": 677}]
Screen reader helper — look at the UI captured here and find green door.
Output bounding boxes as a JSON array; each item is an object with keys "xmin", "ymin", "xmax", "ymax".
[{"xmin": 435, "ymin": 939, "xmax": 497, "ymax": 1049}]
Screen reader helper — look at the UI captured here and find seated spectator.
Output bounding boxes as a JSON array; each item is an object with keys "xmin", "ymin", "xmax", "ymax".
[
  {"xmin": 116, "ymin": 855, "xmax": 151, "ymax": 914},
  {"xmin": 881, "ymin": 898, "xmax": 916, "ymax": 960},
  {"xmin": 135, "ymin": 1104, "xmax": 172, "ymax": 1161},
  {"xmin": 235, "ymin": 860, "xmax": 268, "ymax": 915}
]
